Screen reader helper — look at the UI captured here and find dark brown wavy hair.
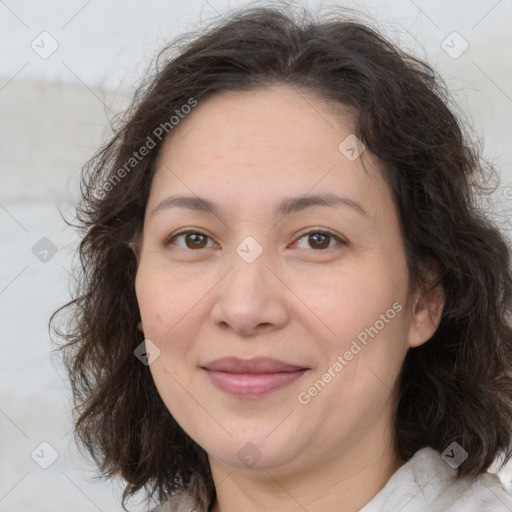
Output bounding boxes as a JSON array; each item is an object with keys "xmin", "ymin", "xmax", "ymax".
[{"xmin": 50, "ymin": 3, "xmax": 512, "ymax": 510}]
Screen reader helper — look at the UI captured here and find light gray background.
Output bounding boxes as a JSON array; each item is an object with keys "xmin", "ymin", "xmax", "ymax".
[{"xmin": 1, "ymin": 0, "xmax": 511, "ymax": 510}]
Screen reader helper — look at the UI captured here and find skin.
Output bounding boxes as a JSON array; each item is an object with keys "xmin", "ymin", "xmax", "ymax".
[{"xmin": 134, "ymin": 84, "xmax": 443, "ymax": 512}]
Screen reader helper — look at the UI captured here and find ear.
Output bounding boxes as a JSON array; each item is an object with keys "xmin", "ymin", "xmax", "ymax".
[
  {"xmin": 407, "ymin": 280, "xmax": 445, "ymax": 349},
  {"xmin": 137, "ymin": 321, "xmax": 144, "ymax": 334}
]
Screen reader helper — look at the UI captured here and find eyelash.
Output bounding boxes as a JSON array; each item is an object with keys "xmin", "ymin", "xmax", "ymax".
[{"xmin": 165, "ymin": 228, "xmax": 346, "ymax": 251}]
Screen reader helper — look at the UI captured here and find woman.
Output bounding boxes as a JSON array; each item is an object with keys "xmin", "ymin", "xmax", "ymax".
[{"xmin": 51, "ymin": 4, "xmax": 512, "ymax": 511}]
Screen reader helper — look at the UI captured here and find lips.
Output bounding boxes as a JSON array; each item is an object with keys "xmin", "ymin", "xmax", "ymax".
[
  {"xmin": 200, "ymin": 357, "xmax": 309, "ymax": 399},
  {"xmin": 202, "ymin": 357, "xmax": 307, "ymax": 373}
]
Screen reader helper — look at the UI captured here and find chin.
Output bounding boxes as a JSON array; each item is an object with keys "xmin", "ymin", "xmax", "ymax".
[{"xmin": 201, "ymin": 429, "xmax": 305, "ymax": 471}]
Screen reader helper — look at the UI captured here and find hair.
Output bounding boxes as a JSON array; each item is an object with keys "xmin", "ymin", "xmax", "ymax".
[{"xmin": 50, "ymin": 2, "xmax": 512, "ymax": 510}]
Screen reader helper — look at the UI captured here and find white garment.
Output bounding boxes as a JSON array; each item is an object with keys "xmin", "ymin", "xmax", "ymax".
[
  {"xmin": 360, "ymin": 447, "xmax": 512, "ymax": 512},
  {"xmin": 151, "ymin": 447, "xmax": 512, "ymax": 511}
]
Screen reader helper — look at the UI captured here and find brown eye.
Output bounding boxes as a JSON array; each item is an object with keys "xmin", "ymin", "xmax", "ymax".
[
  {"xmin": 168, "ymin": 231, "xmax": 215, "ymax": 250},
  {"xmin": 184, "ymin": 233, "xmax": 208, "ymax": 249},
  {"xmin": 295, "ymin": 231, "xmax": 343, "ymax": 250}
]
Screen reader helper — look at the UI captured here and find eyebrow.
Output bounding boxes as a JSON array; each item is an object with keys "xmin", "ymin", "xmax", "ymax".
[{"xmin": 150, "ymin": 193, "xmax": 368, "ymax": 220}]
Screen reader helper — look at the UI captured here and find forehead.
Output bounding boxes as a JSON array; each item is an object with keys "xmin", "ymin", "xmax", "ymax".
[
  {"xmin": 159, "ymin": 84, "xmax": 357, "ymax": 162},
  {"xmin": 149, "ymin": 84, "xmax": 390, "ymax": 220}
]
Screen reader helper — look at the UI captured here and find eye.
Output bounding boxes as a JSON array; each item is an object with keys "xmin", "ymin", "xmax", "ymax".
[
  {"xmin": 294, "ymin": 230, "xmax": 345, "ymax": 250},
  {"xmin": 167, "ymin": 230, "xmax": 218, "ymax": 250},
  {"xmin": 165, "ymin": 229, "xmax": 345, "ymax": 251}
]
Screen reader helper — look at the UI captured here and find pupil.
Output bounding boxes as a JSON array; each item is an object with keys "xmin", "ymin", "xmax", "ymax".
[
  {"xmin": 310, "ymin": 233, "xmax": 329, "ymax": 249},
  {"xmin": 187, "ymin": 233, "xmax": 206, "ymax": 249}
]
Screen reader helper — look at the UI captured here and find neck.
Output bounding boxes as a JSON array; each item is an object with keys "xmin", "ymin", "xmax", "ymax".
[{"xmin": 208, "ymin": 427, "xmax": 404, "ymax": 512}]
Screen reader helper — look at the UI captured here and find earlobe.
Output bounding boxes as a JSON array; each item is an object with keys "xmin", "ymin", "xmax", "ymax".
[
  {"xmin": 137, "ymin": 321, "xmax": 144, "ymax": 334},
  {"xmin": 407, "ymin": 284, "xmax": 445, "ymax": 348}
]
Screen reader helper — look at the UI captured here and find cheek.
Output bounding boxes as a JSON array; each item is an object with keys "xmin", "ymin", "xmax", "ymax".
[
  {"xmin": 135, "ymin": 264, "xmax": 199, "ymax": 341},
  {"xmin": 136, "ymin": 269, "xmax": 201, "ymax": 416},
  {"xmin": 293, "ymin": 265, "xmax": 400, "ymax": 341},
  {"xmin": 148, "ymin": 358, "xmax": 204, "ymax": 446},
  {"xmin": 302, "ymin": 299, "xmax": 408, "ymax": 431},
  {"xmin": 298, "ymin": 266, "xmax": 409, "ymax": 389},
  {"xmin": 135, "ymin": 264, "xmax": 217, "ymax": 387}
]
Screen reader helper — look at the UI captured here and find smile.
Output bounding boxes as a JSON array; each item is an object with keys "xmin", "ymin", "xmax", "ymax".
[{"xmin": 200, "ymin": 357, "xmax": 310, "ymax": 399}]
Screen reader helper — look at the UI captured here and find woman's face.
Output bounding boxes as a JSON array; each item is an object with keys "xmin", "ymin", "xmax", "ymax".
[{"xmin": 135, "ymin": 84, "xmax": 436, "ymax": 476}]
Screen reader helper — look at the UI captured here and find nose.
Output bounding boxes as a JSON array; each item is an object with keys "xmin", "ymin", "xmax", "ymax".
[{"xmin": 209, "ymin": 255, "xmax": 290, "ymax": 338}]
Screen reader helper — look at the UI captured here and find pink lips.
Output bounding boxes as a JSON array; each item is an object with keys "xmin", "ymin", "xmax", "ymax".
[{"xmin": 201, "ymin": 357, "xmax": 309, "ymax": 399}]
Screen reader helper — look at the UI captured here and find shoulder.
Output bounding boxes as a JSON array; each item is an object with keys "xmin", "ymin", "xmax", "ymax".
[
  {"xmin": 148, "ymin": 473, "xmax": 211, "ymax": 512},
  {"xmin": 149, "ymin": 448, "xmax": 512, "ymax": 512},
  {"xmin": 362, "ymin": 447, "xmax": 512, "ymax": 512},
  {"xmin": 149, "ymin": 492, "xmax": 209, "ymax": 512}
]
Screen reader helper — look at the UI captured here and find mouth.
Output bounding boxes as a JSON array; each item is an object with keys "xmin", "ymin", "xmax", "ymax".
[{"xmin": 200, "ymin": 357, "xmax": 310, "ymax": 399}]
